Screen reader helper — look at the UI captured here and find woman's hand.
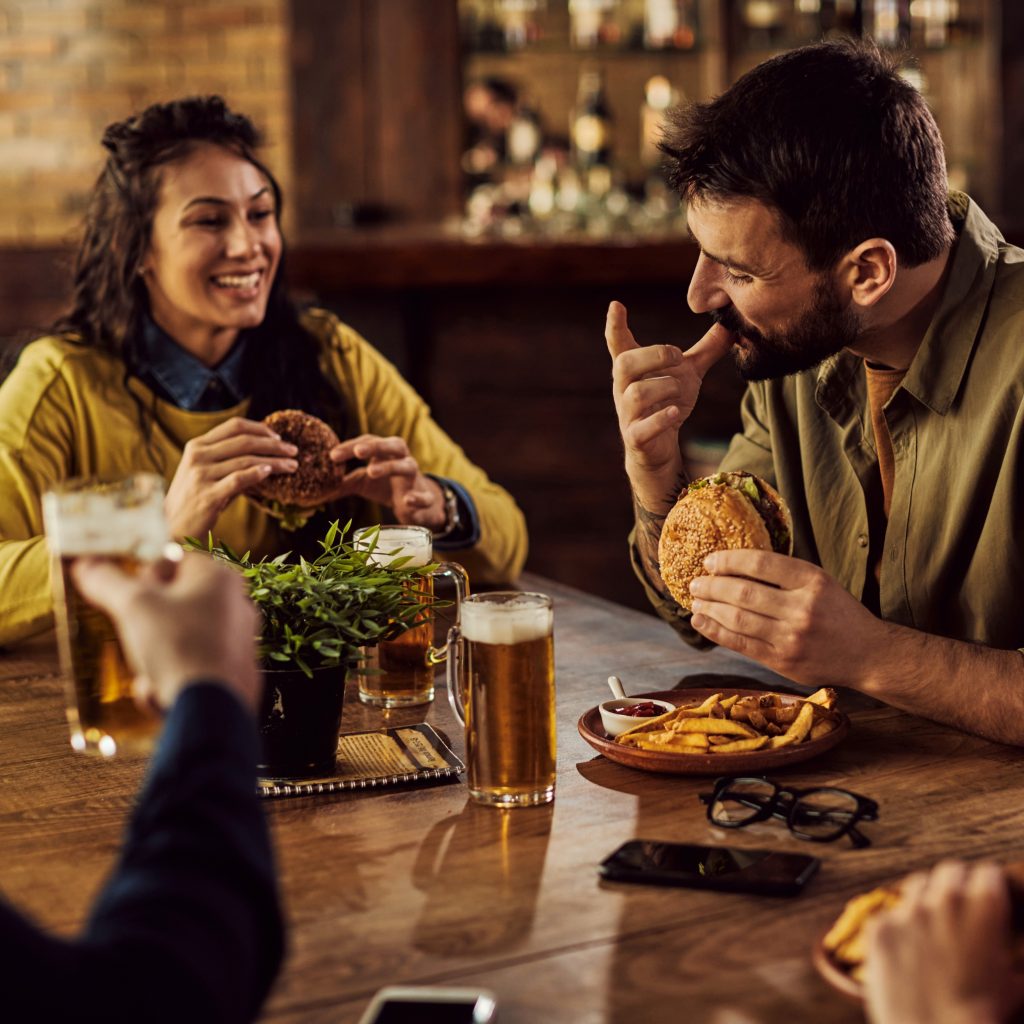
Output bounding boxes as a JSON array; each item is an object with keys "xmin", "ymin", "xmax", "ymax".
[
  {"xmin": 164, "ymin": 417, "xmax": 298, "ymax": 538},
  {"xmin": 328, "ymin": 434, "xmax": 446, "ymax": 530}
]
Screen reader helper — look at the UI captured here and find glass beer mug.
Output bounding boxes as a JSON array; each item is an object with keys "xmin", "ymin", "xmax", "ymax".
[
  {"xmin": 446, "ymin": 592, "xmax": 556, "ymax": 807},
  {"xmin": 354, "ymin": 525, "xmax": 467, "ymax": 708},
  {"xmin": 42, "ymin": 473, "xmax": 174, "ymax": 757}
]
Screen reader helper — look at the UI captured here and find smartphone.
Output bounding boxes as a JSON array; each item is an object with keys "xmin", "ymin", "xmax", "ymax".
[
  {"xmin": 599, "ymin": 840, "xmax": 819, "ymax": 897},
  {"xmin": 356, "ymin": 987, "xmax": 498, "ymax": 1024}
]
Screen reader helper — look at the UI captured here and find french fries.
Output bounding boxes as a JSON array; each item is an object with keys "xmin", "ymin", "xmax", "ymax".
[
  {"xmin": 822, "ymin": 886, "xmax": 900, "ymax": 981},
  {"xmin": 615, "ymin": 687, "xmax": 839, "ymax": 755}
]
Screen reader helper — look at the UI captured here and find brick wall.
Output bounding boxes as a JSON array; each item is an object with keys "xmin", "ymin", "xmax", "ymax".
[{"xmin": 0, "ymin": 0, "xmax": 292, "ymax": 243}]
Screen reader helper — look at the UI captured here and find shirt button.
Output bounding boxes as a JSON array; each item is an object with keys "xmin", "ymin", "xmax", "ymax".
[{"xmin": 857, "ymin": 534, "xmax": 868, "ymax": 548}]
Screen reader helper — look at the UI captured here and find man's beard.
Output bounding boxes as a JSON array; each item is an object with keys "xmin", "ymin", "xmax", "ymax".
[{"xmin": 710, "ymin": 278, "xmax": 862, "ymax": 381}]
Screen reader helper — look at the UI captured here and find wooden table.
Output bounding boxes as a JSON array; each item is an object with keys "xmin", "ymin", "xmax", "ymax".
[{"xmin": 2, "ymin": 574, "xmax": 1023, "ymax": 1023}]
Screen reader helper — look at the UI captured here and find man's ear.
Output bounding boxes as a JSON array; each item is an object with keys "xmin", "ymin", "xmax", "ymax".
[{"xmin": 840, "ymin": 238, "xmax": 897, "ymax": 308}]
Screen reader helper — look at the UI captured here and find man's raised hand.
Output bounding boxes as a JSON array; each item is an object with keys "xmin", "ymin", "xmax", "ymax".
[{"xmin": 606, "ymin": 300, "xmax": 733, "ymax": 513}]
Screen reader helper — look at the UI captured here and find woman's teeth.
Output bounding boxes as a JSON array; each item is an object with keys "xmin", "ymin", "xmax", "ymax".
[{"xmin": 213, "ymin": 272, "xmax": 260, "ymax": 289}]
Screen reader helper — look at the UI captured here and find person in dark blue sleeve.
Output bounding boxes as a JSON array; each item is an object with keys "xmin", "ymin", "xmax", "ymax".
[{"xmin": 2, "ymin": 553, "xmax": 284, "ymax": 1024}]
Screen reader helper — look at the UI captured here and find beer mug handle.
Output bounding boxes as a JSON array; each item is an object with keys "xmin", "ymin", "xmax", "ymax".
[
  {"xmin": 445, "ymin": 623, "xmax": 467, "ymax": 726},
  {"xmin": 426, "ymin": 560, "xmax": 467, "ymax": 667}
]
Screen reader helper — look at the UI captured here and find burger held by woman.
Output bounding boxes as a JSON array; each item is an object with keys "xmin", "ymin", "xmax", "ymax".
[{"xmin": 0, "ymin": 96, "xmax": 527, "ymax": 645}]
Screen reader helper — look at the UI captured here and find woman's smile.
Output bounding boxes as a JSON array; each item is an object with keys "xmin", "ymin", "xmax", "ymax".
[{"xmin": 142, "ymin": 142, "xmax": 282, "ymax": 364}]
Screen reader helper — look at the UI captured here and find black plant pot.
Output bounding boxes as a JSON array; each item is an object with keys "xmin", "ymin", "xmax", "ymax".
[{"xmin": 257, "ymin": 664, "xmax": 347, "ymax": 779}]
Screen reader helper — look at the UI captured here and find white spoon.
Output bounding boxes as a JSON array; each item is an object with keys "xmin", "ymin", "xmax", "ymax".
[{"xmin": 607, "ymin": 675, "xmax": 627, "ymax": 700}]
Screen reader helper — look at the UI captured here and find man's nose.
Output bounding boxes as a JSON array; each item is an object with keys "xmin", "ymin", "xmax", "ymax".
[{"xmin": 687, "ymin": 253, "xmax": 729, "ymax": 314}]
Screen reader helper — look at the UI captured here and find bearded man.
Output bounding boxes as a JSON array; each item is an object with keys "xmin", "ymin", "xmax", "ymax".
[{"xmin": 607, "ymin": 38, "xmax": 1024, "ymax": 744}]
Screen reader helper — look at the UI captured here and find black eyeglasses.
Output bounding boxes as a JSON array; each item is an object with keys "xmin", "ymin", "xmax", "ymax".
[{"xmin": 699, "ymin": 776, "xmax": 879, "ymax": 848}]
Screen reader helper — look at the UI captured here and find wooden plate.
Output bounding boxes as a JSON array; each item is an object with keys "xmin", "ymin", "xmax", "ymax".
[
  {"xmin": 811, "ymin": 937, "xmax": 864, "ymax": 1004},
  {"xmin": 577, "ymin": 688, "xmax": 850, "ymax": 775}
]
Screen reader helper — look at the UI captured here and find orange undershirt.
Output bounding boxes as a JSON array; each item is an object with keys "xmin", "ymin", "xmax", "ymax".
[{"xmin": 865, "ymin": 363, "xmax": 906, "ymax": 580}]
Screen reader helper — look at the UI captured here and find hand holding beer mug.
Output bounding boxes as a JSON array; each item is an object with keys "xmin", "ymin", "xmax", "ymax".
[
  {"xmin": 43, "ymin": 474, "xmax": 177, "ymax": 756},
  {"xmin": 354, "ymin": 525, "xmax": 467, "ymax": 708},
  {"xmin": 446, "ymin": 592, "xmax": 556, "ymax": 807}
]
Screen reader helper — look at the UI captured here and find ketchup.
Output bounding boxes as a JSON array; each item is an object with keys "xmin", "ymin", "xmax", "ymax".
[{"xmin": 609, "ymin": 701, "xmax": 663, "ymax": 718}]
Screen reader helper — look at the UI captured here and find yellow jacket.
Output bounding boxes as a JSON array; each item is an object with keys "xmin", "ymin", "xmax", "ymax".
[{"xmin": 0, "ymin": 308, "xmax": 527, "ymax": 644}]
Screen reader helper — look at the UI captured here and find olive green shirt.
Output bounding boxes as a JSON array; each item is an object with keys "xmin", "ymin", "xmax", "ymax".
[{"xmin": 633, "ymin": 193, "xmax": 1024, "ymax": 651}]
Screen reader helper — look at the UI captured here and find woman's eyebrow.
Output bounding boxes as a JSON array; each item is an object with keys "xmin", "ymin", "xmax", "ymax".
[{"xmin": 183, "ymin": 187, "xmax": 271, "ymax": 211}]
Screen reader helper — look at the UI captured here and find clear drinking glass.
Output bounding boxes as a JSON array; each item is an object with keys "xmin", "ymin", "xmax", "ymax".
[
  {"xmin": 354, "ymin": 525, "xmax": 467, "ymax": 707},
  {"xmin": 446, "ymin": 591, "xmax": 556, "ymax": 807},
  {"xmin": 42, "ymin": 474, "xmax": 172, "ymax": 757}
]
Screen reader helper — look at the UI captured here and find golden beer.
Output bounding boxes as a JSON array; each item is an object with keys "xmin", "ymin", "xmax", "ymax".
[
  {"xmin": 354, "ymin": 525, "xmax": 466, "ymax": 708},
  {"xmin": 53, "ymin": 554, "xmax": 159, "ymax": 755},
  {"xmin": 453, "ymin": 593, "xmax": 556, "ymax": 807},
  {"xmin": 43, "ymin": 475, "xmax": 169, "ymax": 757},
  {"xmin": 357, "ymin": 576, "xmax": 436, "ymax": 706}
]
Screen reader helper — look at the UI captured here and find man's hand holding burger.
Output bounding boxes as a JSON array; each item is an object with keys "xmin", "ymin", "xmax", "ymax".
[
  {"xmin": 606, "ymin": 300, "xmax": 733, "ymax": 516},
  {"xmin": 688, "ymin": 550, "xmax": 884, "ymax": 689},
  {"xmin": 327, "ymin": 434, "xmax": 447, "ymax": 531}
]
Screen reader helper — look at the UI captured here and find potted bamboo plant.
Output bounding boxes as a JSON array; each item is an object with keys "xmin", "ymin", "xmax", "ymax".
[{"xmin": 193, "ymin": 522, "xmax": 435, "ymax": 779}]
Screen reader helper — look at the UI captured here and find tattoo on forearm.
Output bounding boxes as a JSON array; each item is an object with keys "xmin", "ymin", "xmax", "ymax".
[{"xmin": 632, "ymin": 474, "xmax": 687, "ymax": 603}]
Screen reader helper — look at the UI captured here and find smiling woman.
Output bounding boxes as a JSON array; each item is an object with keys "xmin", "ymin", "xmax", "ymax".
[
  {"xmin": 0, "ymin": 96, "xmax": 527, "ymax": 645},
  {"xmin": 141, "ymin": 144, "xmax": 282, "ymax": 365}
]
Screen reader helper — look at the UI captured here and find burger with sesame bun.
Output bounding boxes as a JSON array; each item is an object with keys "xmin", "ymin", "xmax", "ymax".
[
  {"xmin": 250, "ymin": 410, "xmax": 343, "ymax": 530},
  {"xmin": 658, "ymin": 471, "xmax": 793, "ymax": 611}
]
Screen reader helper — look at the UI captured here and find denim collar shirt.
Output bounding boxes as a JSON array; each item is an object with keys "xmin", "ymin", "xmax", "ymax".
[{"xmin": 135, "ymin": 316, "xmax": 250, "ymax": 412}]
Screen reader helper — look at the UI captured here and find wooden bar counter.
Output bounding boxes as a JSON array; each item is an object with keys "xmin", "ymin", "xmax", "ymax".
[{"xmin": 2, "ymin": 573, "xmax": 1023, "ymax": 1022}]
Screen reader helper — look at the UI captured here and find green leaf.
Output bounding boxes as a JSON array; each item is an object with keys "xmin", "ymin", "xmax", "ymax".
[{"xmin": 196, "ymin": 519, "xmax": 437, "ymax": 676}]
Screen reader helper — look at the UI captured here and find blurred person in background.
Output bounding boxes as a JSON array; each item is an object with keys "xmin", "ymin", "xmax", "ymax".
[
  {"xmin": 462, "ymin": 76, "xmax": 520, "ymax": 179},
  {"xmin": 0, "ymin": 95, "xmax": 526, "ymax": 645},
  {"xmin": 3, "ymin": 552, "xmax": 283, "ymax": 1023},
  {"xmin": 607, "ymin": 39, "xmax": 1024, "ymax": 744}
]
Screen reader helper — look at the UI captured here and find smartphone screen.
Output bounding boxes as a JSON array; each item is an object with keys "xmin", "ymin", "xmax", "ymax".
[
  {"xmin": 358, "ymin": 990, "xmax": 497, "ymax": 1024},
  {"xmin": 367, "ymin": 1002, "xmax": 479, "ymax": 1024},
  {"xmin": 599, "ymin": 840, "xmax": 819, "ymax": 897}
]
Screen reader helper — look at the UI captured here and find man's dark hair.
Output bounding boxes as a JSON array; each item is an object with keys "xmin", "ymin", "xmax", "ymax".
[{"xmin": 659, "ymin": 39, "xmax": 955, "ymax": 270}]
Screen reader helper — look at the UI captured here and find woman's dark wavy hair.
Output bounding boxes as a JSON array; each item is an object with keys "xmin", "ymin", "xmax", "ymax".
[
  {"xmin": 54, "ymin": 95, "xmax": 344, "ymax": 434},
  {"xmin": 659, "ymin": 38, "xmax": 956, "ymax": 270}
]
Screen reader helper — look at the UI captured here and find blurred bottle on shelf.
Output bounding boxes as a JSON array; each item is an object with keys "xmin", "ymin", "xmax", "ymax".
[
  {"xmin": 870, "ymin": 0, "xmax": 911, "ymax": 47},
  {"xmin": 792, "ymin": 0, "xmax": 824, "ymax": 41},
  {"xmin": 569, "ymin": 0, "xmax": 618, "ymax": 49},
  {"xmin": 910, "ymin": 0, "xmax": 966, "ymax": 48},
  {"xmin": 644, "ymin": 0, "xmax": 697, "ymax": 50},
  {"xmin": 639, "ymin": 73, "xmax": 679, "ymax": 170},
  {"xmin": 463, "ymin": 0, "xmax": 508, "ymax": 52},
  {"xmin": 572, "ymin": 67, "xmax": 613, "ymax": 170},
  {"xmin": 499, "ymin": 0, "xmax": 546, "ymax": 50},
  {"xmin": 507, "ymin": 104, "xmax": 544, "ymax": 165},
  {"xmin": 742, "ymin": 0, "xmax": 787, "ymax": 47}
]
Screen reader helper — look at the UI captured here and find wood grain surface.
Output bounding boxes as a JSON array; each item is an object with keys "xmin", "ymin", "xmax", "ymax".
[{"xmin": 2, "ymin": 574, "xmax": 1023, "ymax": 1023}]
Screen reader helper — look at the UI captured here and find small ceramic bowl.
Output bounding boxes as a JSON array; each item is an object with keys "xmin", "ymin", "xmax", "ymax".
[{"xmin": 599, "ymin": 697, "xmax": 676, "ymax": 738}]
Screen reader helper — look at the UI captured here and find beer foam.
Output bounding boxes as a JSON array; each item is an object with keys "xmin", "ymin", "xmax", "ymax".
[
  {"xmin": 461, "ymin": 596, "xmax": 552, "ymax": 645},
  {"xmin": 356, "ymin": 526, "xmax": 432, "ymax": 568},
  {"xmin": 43, "ymin": 482, "xmax": 168, "ymax": 560}
]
